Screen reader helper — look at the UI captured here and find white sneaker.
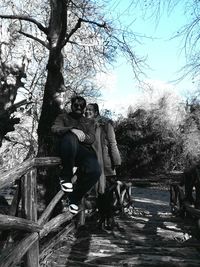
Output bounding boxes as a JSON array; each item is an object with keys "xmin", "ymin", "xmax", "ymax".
[
  {"xmin": 69, "ymin": 204, "xmax": 79, "ymax": 214},
  {"xmin": 60, "ymin": 180, "xmax": 73, "ymax": 192}
]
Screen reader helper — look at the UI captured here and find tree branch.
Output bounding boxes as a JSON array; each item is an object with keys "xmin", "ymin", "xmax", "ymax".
[
  {"xmin": 0, "ymin": 14, "xmax": 48, "ymax": 34},
  {"xmin": 63, "ymin": 18, "xmax": 81, "ymax": 47},
  {"xmin": 81, "ymin": 18, "xmax": 107, "ymax": 29},
  {"xmin": 63, "ymin": 18, "xmax": 107, "ymax": 48},
  {"xmin": 19, "ymin": 30, "xmax": 49, "ymax": 49}
]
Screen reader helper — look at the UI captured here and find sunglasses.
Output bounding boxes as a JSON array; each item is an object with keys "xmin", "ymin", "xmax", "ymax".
[{"xmin": 73, "ymin": 102, "xmax": 85, "ymax": 109}]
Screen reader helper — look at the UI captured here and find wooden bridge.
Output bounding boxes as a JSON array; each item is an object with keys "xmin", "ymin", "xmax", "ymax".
[{"xmin": 0, "ymin": 158, "xmax": 200, "ymax": 266}]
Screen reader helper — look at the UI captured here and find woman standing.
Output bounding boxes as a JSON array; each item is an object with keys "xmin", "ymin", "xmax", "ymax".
[{"xmin": 85, "ymin": 103, "xmax": 121, "ymax": 228}]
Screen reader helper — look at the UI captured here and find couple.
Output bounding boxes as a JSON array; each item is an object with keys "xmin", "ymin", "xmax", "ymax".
[{"xmin": 51, "ymin": 96, "xmax": 121, "ymax": 215}]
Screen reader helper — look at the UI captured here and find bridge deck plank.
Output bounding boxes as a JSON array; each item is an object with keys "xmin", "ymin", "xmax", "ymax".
[{"xmin": 40, "ymin": 186, "xmax": 200, "ymax": 267}]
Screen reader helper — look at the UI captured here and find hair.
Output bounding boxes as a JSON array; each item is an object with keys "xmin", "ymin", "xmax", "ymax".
[
  {"xmin": 88, "ymin": 103, "xmax": 100, "ymax": 116},
  {"xmin": 71, "ymin": 95, "xmax": 86, "ymax": 108}
]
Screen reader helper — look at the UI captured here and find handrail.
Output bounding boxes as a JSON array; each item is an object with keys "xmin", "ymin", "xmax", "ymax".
[
  {"xmin": 0, "ymin": 210, "xmax": 75, "ymax": 267},
  {"xmin": 0, "ymin": 157, "xmax": 61, "ymax": 189},
  {"xmin": 0, "ymin": 214, "xmax": 42, "ymax": 232},
  {"xmin": 0, "ymin": 156, "xmax": 66, "ymax": 267},
  {"xmin": 170, "ymin": 175, "xmax": 200, "ymax": 226},
  {"xmin": 0, "ymin": 158, "xmax": 35, "ymax": 189}
]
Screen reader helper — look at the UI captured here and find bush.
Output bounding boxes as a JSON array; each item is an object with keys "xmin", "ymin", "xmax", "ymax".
[{"xmin": 115, "ymin": 108, "xmax": 183, "ymax": 177}]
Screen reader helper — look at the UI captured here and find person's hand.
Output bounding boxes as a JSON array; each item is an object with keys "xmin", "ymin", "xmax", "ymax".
[
  {"xmin": 57, "ymin": 127, "xmax": 68, "ymax": 135},
  {"xmin": 71, "ymin": 129, "xmax": 85, "ymax": 142}
]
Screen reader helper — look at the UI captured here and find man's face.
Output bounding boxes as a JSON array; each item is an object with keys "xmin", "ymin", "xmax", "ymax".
[{"xmin": 71, "ymin": 99, "xmax": 85, "ymax": 115}]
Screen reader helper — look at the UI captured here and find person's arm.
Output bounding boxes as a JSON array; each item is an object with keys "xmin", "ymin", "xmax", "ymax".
[
  {"xmin": 106, "ymin": 122, "xmax": 121, "ymax": 166},
  {"xmin": 82, "ymin": 119, "xmax": 95, "ymax": 145},
  {"xmin": 51, "ymin": 114, "xmax": 72, "ymax": 135},
  {"xmin": 71, "ymin": 128, "xmax": 85, "ymax": 142}
]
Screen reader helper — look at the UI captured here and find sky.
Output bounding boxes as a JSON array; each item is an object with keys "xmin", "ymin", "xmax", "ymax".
[{"xmin": 97, "ymin": 1, "xmax": 197, "ymax": 117}]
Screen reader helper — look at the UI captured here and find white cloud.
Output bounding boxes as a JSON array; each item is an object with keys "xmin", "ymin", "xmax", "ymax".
[
  {"xmin": 100, "ymin": 92, "xmax": 141, "ymax": 118},
  {"xmin": 95, "ymin": 71, "xmax": 117, "ymax": 92},
  {"xmin": 100, "ymin": 78, "xmax": 187, "ymax": 121}
]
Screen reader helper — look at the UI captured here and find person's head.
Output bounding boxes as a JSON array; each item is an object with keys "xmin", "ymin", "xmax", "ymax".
[
  {"xmin": 85, "ymin": 103, "xmax": 100, "ymax": 119},
  {"xmin": 71, "ymin": 96, "xmax": 86, "ymax": 116}
]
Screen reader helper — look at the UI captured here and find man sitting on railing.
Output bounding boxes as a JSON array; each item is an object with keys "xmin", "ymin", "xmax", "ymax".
[{"xmin": 51, "ymin": 96, "xmax": 101, "ymax": 214}]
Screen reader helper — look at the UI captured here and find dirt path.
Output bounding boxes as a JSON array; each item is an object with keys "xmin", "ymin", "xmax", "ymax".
[{"xmin": 40, "ymin": 186, "xmax": 200, "ymax": 266}]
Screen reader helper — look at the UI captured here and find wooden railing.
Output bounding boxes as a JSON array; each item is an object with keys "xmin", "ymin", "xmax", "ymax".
[
  {"xmin": 0, "ymin": 157, "xmax": 133, "ymax": 267},
  {"xmin": 0, "ymin": 157, "xmax": 78, "ymax": 267},
  {"xmin": 170, "ymin": 174, "xmax": 200, "ymax": 228}
]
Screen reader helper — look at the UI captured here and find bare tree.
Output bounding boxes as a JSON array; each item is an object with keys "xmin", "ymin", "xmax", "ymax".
[
  {"xmin": 0, "ymin": 0, "xmax": 145, "ymax": 209},
  {"xmin": 0, "ymin": 0, "xmax": 143, "ymax": 158}
]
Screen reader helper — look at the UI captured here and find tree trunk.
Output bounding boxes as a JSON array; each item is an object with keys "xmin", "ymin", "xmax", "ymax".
[
  {"xmin": 37, "ymin": 0, "xmax": 67, "ymax": 156},
  {"xmin": 36, "ymin": 0, "xmax": 67, "ymax": 211}
]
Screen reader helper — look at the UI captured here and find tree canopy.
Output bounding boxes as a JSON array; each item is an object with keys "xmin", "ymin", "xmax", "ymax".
[{"xmin": 0, "ymin": 0, "xmax": 144, "ymax": 162}]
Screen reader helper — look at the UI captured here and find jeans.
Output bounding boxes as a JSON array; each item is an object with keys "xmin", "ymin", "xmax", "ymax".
[{"xmin": 58, "ymin": 132, "xmax": 101, "ymax": 205}]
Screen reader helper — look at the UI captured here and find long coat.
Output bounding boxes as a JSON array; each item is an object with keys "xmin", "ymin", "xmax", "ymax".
[{"xmin": 92, "ymin": 116, "xmax": 121, "ymax": 194}]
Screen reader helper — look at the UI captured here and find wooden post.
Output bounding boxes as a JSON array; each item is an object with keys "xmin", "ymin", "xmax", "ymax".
[
  {"xmin": 121, "ymin": 188, "xmax": 126, "ymax": 206},
  {"xmin": 21, "ymin": 168, "xmax": 39, "ymax": 267},
  {"xmin": 9, "ymin": 180, "xmax": 21, "ymax": 217},
  {"xmin": 128, "ymin": 183, "xmax": 132, "ymax": 199},
  {"xmin": 126, "ymin": 183, "xmax": 132, "ymax": 204},
  {"xmin": 79, "ymin": 197, "xmax": 86, "ymax": 226}
]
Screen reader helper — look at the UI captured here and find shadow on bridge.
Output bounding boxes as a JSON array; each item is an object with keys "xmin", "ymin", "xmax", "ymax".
[{"xmin": 61, "ymin": 187, "xmax": 200, "ymax": 267}]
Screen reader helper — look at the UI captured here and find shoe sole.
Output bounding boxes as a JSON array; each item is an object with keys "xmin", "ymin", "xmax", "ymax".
[
  {"xmin": 60, "ymin": 183, "xmax": 73, "ymax": 193},
  {"xmin": 69, "ymin": 207, "xmax": 79, "ymax": 214},
  {"xmin": 69, "ymin": 204, "xmax": 79, "ymax": 214},
  {"xmin": 61, "ymin": 187, "xmax": 73, "ymax": 193}
]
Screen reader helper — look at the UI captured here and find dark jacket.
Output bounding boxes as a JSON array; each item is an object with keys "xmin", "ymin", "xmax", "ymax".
[{"xmin": 51, "ymin": 111, "xmax": 95, "ymax": 146}]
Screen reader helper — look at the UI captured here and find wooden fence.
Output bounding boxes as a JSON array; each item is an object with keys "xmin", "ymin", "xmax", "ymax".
[
  {"xmin": 170, "ymin": 176, "xmax": 200, "ymax": 228},
  {"xmin": 0, "ymin": 157, "xmax": 76, "ymax": 267},
  {"xmin": 0, "ymin": 157, "xmax": 133, "ymax": 267}
]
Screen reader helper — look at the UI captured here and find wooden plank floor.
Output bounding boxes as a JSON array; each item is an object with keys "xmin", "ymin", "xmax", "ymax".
[{"xmin": 40, "ymin": 186, "xmax": 200, "ymax": 267}]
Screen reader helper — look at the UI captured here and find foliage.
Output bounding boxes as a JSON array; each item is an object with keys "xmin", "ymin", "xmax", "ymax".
[
  {"xmin": 115, "ymin": 93, "xmax": 200, "ymax": 178},
  {"xmin": 0, "ymin": 43, "xmax": 27, "ymax": 146},
  {"xmin": 180, "ymin": 98, "xmax": 200, "ymax": 167},
  {"xmin": 0, "ymin": 107, "xmax": 38, "ymax": 171},
  {"xmin": 115, "ymin": 101, "xmax": 184, "ymax": 177}
]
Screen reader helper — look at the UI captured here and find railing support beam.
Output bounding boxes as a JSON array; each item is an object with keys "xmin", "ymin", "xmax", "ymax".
[{"xmin": 22, "ymin": 168, "xmax": 39, "ymax": 267}]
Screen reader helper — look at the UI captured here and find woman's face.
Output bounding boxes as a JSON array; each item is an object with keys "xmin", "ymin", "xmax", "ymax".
[{"xmin": 85, "ymin": 104, "xmax": 96, "ymax": 118}]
